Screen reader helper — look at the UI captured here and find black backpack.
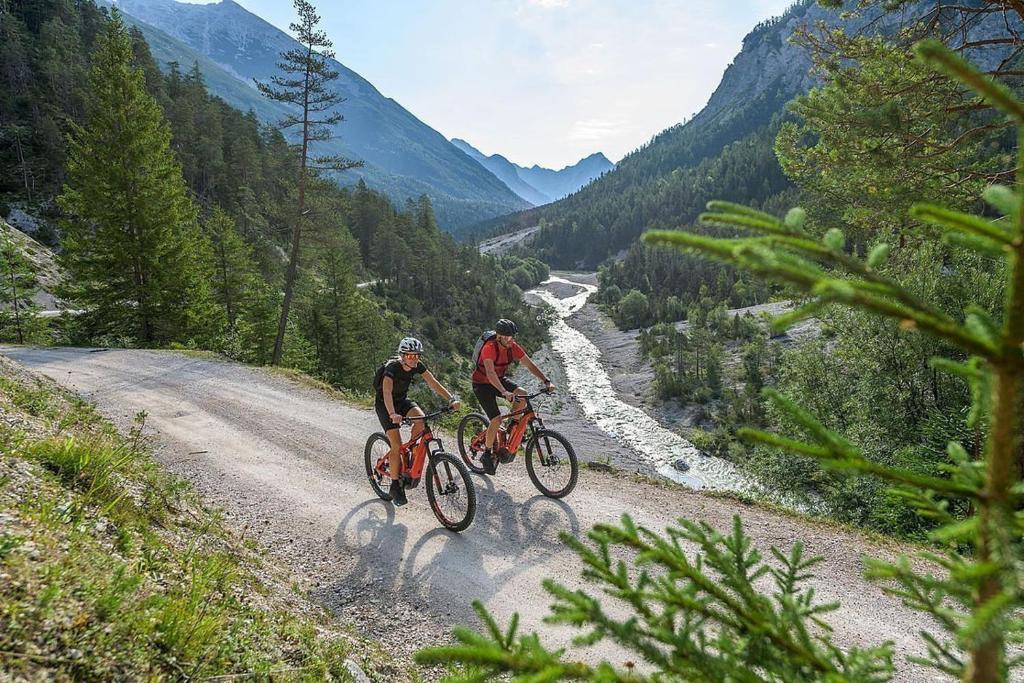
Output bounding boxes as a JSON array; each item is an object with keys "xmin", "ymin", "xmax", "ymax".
[{"xmin": 373, "ymin": 358, "xmax": 397, "ymax": 390}]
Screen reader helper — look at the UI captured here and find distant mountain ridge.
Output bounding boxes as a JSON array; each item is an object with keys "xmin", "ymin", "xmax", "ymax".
[
  {"xmin": 112, "ymin": 0, "xmax": 529, "ymax": 230},
  {"xmin": 463, "ymin": 0, "xmax": 1020, "ymax": 264},
  {"xmin": 450, "ymin": 138, "xmax": 613, "ymax": 206},
  {"xmin": 518, "ymin": 152, "xmax": 615, "ymax": 203}
]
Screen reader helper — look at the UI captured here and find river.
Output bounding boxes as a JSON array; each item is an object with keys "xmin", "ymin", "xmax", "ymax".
[{"xmin": 525, "ymin": 274, "xmax": 753, "ymax": 494}]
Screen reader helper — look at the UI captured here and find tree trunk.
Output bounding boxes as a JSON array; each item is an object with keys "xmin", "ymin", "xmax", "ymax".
[
  {"xmin": 330, "ymin": 256, "xmax": 342, "ymax": 365},
  {"xmin": 271, "ymin": 43, "xmax": 314, "ymax": 366},
  {"xmin": 968, "ymin": 206, "xmax": 1024, "ymax": 682},
  {"xmin": 218, "ymin": 241, "xmax": 234, "ymax": 328},
  {"xmin": 272, "ymin": 217, "xmax": 302, "ymax": 364},
  {"xmin": 5, "ymin": 250, "xmax": 24, "ymax": 344},
  {"xmin": 13, "ymin": 130, "xmax": 32, "ymax": 203}
]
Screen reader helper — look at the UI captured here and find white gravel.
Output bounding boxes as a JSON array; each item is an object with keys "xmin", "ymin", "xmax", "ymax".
[{"xmin": 0, "ymin": 345, "xmax": 946, "ymax": 681}]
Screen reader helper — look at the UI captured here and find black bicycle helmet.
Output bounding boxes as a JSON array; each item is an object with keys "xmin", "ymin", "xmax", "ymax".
[{"xmin": 495, "ymin": 318, "xmax": 518, "ymax": 336}]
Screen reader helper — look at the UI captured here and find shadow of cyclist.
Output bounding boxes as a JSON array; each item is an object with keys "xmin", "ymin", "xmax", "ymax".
[{"xmin": 319, "ymin": 498, "xmax": 408, "ymax": 605}]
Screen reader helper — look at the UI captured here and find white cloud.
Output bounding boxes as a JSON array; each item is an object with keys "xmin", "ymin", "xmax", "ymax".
[{"xmin": 568, "ymin": 118, "xmax": 622, "ymax": 142}]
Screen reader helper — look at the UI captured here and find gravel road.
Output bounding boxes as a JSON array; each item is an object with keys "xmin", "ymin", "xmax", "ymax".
[{"xmin": 0, "ymin": 346, "xmax": 945, "ymax": 681}]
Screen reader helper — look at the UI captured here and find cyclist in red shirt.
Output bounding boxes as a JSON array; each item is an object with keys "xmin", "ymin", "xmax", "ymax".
[{"xmin": 471, "ymin": 318, "xmax": 554, "ymax": 474}]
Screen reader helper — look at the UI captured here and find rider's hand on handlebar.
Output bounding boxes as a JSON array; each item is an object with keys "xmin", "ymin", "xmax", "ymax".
[
  {"xmin": 449, "ymin": 400, "xmax": 462, "ymax": 411},
  {"xmin": 503, "ymin": 391, "xmax": 515, "ymax": 402},
  {"xmin": 544, "ymin": 380, "xmax": 556, "ymax": 393},
  {"xmin": 390, "ymin": 413, "xmax": 402, "ymax": 425}
]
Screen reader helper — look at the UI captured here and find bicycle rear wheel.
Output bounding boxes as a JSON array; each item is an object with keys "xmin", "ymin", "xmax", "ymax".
[
  {"xmin": 425, "ymin": 451, "xmax": 476, "ymax": 532},
  {"xmin": 525, "ymin": 429, "xmax": 578, "ymax": 499},
  {"xmin": 456, "ymin": 412, "xmax": 489, "ymax": 474},
  {"xmin": 364, "ymin": 432, "xmax": 393, "ymax": 501}
]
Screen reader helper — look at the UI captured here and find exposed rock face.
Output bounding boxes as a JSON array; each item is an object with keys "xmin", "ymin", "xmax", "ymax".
[
  {"xmin": 696, "ymin": 0, "xmax": 1017, "ymax": 131},
  {"xmin": 1, "ymin": 218, "xmax": 63, "ymax": 311}
]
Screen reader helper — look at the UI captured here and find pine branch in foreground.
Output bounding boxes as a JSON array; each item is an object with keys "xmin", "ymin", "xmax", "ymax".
[{"xmin": 417, "ymin": 40, "xmax": 1024, "ymax": 683}]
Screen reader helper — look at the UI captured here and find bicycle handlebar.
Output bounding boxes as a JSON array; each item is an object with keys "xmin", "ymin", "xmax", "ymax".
[
  {"xmin": 400, "ymin": 405, "xmax": 455, "ymax": 426},
  {"xmin": 522, "ymin": 388, "xmax": 555, "ymax": 401}
]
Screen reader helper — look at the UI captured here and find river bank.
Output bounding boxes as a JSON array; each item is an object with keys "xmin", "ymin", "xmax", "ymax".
[
  {"xmin": 521, "ymin": 273, "xmax": 748, "ymax": 492},
  {"xmin": 519, "ymin": 271, "xmax": 826, "ymax": 496},
  {"xmin": 515, "ymin": 273, "xmax": 654, "ymax": 476}
]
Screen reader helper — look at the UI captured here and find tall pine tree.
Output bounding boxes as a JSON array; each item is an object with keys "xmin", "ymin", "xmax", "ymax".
[
  {"xmin": 57, "ymin": 10, "xmax": 216, "ymax": 346},
  {"xmin": 255, "ymin": 0, "xmax": 360, "ymax": 365}
]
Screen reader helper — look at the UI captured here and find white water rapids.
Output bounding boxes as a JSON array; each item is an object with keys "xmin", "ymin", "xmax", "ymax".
[{"xmin": 527, "ymin": 275, "xmax": 753, "ymax": 493}]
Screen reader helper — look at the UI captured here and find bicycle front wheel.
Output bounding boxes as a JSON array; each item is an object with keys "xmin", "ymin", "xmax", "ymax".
[
  {"xmin": 456, "ymin": 411, "xmax": 489, "ymax": 474},
  {"xmin": 425, "ymin": 451, "xmax": 477, "ymax": 532},
  {"xmin": 525, "ymin": 429, "xmax": 578, "ymax": 499},
  {"xmin": 364, "ymin": 432, "xmax": 393, "ymax": 501}
]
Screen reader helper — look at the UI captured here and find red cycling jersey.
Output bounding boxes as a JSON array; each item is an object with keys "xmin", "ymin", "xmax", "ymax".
[{"xmin": 471, "ymin": 338, "xmax": 525, "ymax": 384}]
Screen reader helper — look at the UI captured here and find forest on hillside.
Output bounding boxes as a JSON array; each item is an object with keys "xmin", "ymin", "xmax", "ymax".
[
  {"xmin": 585, "ymin": 0, "xmax": 1020, "ymax": 538},
  {"xmin": 0, "ymin": 0, "xmax": 548, "ymax": 400},
  {"xmin": 422, "ymin": 3, "xmax": 1024, "ymax": 680}
]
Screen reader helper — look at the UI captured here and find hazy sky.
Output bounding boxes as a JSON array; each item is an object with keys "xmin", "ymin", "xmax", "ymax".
[{"xmin": 183, "ymin": 0, "xmax": 794, "ymax": 168}]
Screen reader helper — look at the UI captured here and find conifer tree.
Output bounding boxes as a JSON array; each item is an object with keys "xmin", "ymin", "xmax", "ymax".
[
  {"xmin": 233, "ymin": 277, "xmax": 279, "ymax": 366},
  {"xmin": 0, "ymin": 227, "xmax": 39, "ymax": 344},
  {"xmin": 57, "ymin": 10, "xmax": 215, "ymax": 346},
  {"xmin": 418, "ymin": 42, "xmax": 1024, "ymax": 683},
  {"xmin": 204, "ymin": 207, "xmax": 256, "ymax": 331},
  {"xmin": 255, "ymin": 0, "xmax": 360, "ymax": 365}
]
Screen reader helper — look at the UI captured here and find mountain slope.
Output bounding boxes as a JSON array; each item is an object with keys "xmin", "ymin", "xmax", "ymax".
[
  {"xmin": 461, "ymin": 0, "xmax": 1017, "ymax": 264},
  {"xmin": 450, "ymin": 139, "xmax": 548, "ymax": 206},
  {"xmin": 516, "ymin": 152, "xmax": 614, "ymax": 202},
  {"xmin": 451, "ymin": 138, "xmax": 613, "ymax": 205},
  {"xmin": 452, "ymin": 1, "xmax": 819, "ymax": 258},
  {"xmin": 115, "ymin": 0, "xmax": 529, "ymax": 230},
  {"xmin": 0, "ymin": 219, "xmax": 62, "ymax": 311}
]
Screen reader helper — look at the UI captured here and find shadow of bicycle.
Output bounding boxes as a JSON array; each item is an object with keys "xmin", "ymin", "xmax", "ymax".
[{"xmin": 325, "ymin": 479, "xmax": 581, "ymax": 623}]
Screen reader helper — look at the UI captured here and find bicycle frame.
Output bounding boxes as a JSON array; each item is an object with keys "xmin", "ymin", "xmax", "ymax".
[
  {"xmin": 374, "ymin": 420, "xmax": 445, "ymax": 488},
  {"xmin": 471, "ymin": 392, "xmax": 547, "ymax": 456}
]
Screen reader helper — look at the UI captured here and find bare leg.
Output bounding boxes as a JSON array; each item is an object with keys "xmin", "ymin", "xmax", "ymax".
[
  {"xmin": 510, "ymin": 388, "xmax": 527, "ymax": 423},
  {"xmin": 407, "ymin": 406, "xmax": 426, "ymax": 450},
  {"xmin": 485, "ymin": 414, "xmax": 502, "ymax": 451},
  {"xmin": 386, "ymin": 429, "xmax": 403, "ymax": 480}
]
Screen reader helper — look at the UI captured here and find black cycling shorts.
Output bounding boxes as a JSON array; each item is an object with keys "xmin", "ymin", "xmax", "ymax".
[
  {"xmin": 472, "ymin": 378, "xmax": 519, "ymax": 420},
  {"xmin": 375, "ymin": 398, "xmax": 419, "ymax": 432}
]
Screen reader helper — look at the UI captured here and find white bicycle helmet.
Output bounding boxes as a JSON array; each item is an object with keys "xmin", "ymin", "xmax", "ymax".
[{"xmin": 397, "ymin": 337, "xmax": 423, "ymax": 354}]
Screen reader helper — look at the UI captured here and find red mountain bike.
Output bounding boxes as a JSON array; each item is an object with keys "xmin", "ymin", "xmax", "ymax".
[
  {"xmin": 456, "ymin": 389, "xmax": 578, "ymax": 499},
  {"xmin": 364, "ymin": 407, "xmax": 476, "ymax": 532}
]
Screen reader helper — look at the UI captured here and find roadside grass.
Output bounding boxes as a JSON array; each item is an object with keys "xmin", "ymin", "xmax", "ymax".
[
  {"xmin": 154, "ymin": 348, "xmax": 377, "ymax": 408},
  {"xmin": 0, "ymin": 358, "xmax": 385, "ymax": 681},
  {"xmin": 267, "ymin": 366, "xmax": 375, "ymax": 409}
]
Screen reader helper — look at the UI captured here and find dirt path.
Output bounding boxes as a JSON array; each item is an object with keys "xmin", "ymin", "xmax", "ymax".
[{"xmin": 0, "ymin": 346, "xmax": 944, "ymax": 681}]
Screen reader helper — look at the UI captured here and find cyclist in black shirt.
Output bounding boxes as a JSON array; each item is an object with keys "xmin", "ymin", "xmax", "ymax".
[{"xmin": 374, "ymin": 337, "xmax": 460, "ymax": 506}]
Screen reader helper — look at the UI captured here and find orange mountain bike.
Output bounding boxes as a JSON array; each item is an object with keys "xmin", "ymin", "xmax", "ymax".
[
  {"xmin": 364, "ymin": 407, "xmax": 476, "ymax": 532},
  {"xmin": 456, "ymin": 389, "xmax": 578, "ymax": 499}
]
